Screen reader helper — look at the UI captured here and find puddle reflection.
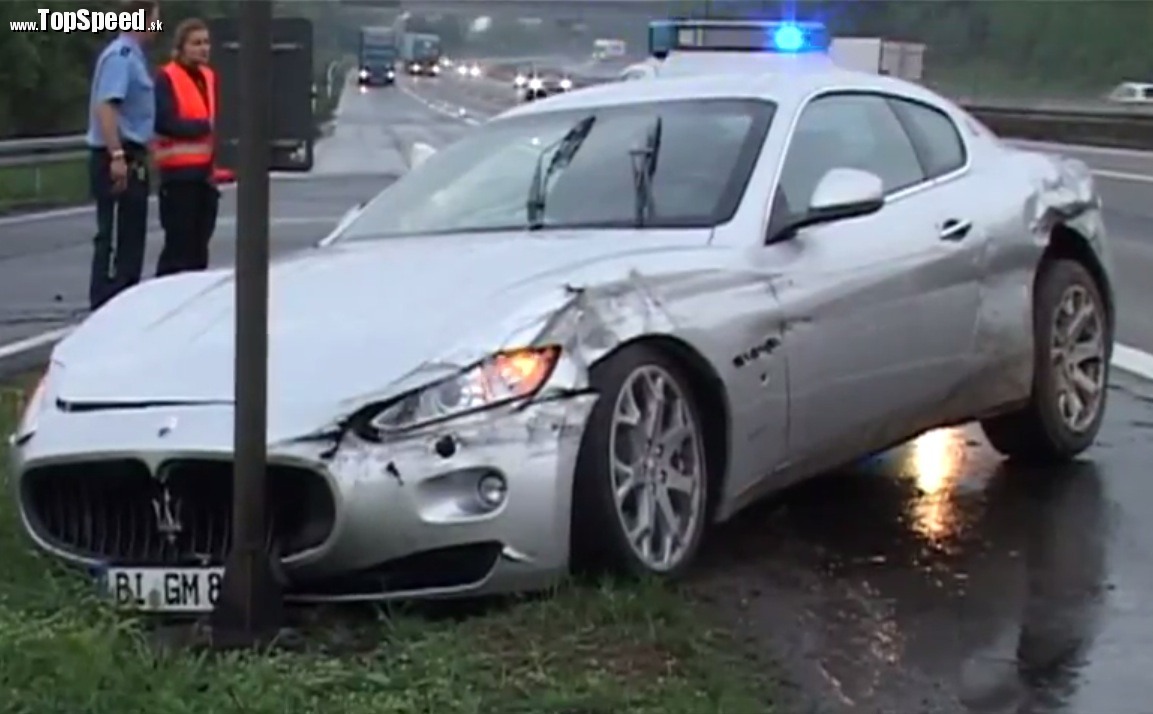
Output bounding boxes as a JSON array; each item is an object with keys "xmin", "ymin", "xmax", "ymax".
[{"xmin": 907, "ymin": 428, "xmax": 968, "ymax": 543}]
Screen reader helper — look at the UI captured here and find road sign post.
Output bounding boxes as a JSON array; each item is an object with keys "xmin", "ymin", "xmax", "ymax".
[{"xmin": 209, "ymin": 0, "xmax": 284, "ymax": 648}]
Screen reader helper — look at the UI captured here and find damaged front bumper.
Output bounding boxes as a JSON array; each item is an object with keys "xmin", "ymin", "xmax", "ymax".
[{"xmin": 10, "ymin": 392, "xmax": 597, "ymax": 601}]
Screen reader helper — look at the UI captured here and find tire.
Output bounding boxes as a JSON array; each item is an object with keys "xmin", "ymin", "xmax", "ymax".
[
  {"xmin": 569, "ymin": 344, "xmax": 711, "ymax": 579},
  {"xmin": 980, "ymin": 259, "xmax": 1111, "ymax": 463}
]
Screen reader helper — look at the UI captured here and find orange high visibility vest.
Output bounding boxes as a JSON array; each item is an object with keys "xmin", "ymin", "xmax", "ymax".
[{"xmin": 153, "ymin": 62, "xmax": 216, "ymax": 169}]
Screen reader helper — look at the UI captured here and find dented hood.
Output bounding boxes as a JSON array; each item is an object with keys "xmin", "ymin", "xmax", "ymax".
[{"xmin": 52, "ymin": 229, "xmax": 711, "ymax": 412}]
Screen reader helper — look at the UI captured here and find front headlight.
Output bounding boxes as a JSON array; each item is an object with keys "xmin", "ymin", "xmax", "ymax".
[
  {"xmin": 514, "ymin": 75, "xmax": 526, "ymax": 86},
  {"xmin": 358, "ymin": 68, "xmax": 369, "ymax": 78},
  {"xmin": 559, "ymin": 78, "xmax": 573, "ymax": 90},
  {"xmin": 362, "ymin": 346, "xmax": 560, "ymax": 436},
  {"xmin": 528, "ymin": 78, "xmax": 543, "ymax": 90},
  {"xmin": 13, "ymin": 369, "xmax": 51, "ymax": 443},
  {"xmin": 469, "ymin": 65, "xmax": 481, "ymax": 77}
]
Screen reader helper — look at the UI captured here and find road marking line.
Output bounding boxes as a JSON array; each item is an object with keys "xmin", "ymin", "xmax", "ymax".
[
  {"xmin": 1091, "ymin": 169, "xmax": 1153, "ymax": 184},
  {"xmin": 1011, "ymin": 139, "xmax": 1153, "ymax": 160},
  {"xmin": 397, "ymin": 81, "xmax": 483, "ymax": 125},
  {"xmin": 0, "ymin": 326, "xmax": 73, "ymax": 361},
  {"xmin": 0, "ymin": 173, "xmax": 319, "ymax": 228}
]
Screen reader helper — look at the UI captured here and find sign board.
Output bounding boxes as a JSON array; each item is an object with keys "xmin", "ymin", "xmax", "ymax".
[{"xmin": 210, "ymin": 17, "xmax": 315, "ymax": 172}]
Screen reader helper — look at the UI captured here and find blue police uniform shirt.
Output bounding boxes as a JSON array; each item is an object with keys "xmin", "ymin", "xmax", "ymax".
[{"xmin": 85, "ymin": 33, "xmax": 155, "ymax": 148}]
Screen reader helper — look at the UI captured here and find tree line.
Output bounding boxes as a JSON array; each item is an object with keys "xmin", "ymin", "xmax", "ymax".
[{"xmin": 2, "ymin": 0, "xmax": 1150, "ymax": 139}]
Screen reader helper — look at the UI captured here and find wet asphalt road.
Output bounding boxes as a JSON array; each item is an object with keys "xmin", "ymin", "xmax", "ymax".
[
  {"xmin": 3, "ymin": 65, "xmax": 1153, "ymax": 713},
  {"xmin": 694, "ymin": 371, "xmax": 1153, "ymax": 714}
]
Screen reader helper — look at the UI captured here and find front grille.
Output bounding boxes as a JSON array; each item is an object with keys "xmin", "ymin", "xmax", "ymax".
[{"xmin": 21, "ymin": 459, "xmax": 335, "ymax": 566}]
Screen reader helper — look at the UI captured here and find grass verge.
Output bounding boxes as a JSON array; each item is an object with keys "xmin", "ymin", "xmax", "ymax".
[
  {"xmin": 0, "ymin": 157, "xmax": 90, "ymax": 215},
  {"xmin": 0, "ymin": 384, "xmax": 777, "ymax": 714}
]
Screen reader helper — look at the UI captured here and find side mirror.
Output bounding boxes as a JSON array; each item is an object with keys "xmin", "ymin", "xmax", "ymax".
[
  {"xmin": 408, "ymin": 142, "xmax": 437, "ymax": 169},
  {"xmin": 772, "ymin": 168, "xmax": 884, "ymax": 242},
  {"xmin": 316, "ymin": 202, "xmax": 365, "ymax": 248}
]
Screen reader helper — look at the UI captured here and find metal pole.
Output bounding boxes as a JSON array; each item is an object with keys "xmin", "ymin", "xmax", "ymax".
[{"xmin": 210, "ymin": 0, "xmax": 284, "ymax": 647}]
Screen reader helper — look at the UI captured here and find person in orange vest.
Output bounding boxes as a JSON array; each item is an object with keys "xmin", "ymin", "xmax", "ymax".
[{"xmin": 153, "ymin": 18, "xmax": 232, "ymax": 277}]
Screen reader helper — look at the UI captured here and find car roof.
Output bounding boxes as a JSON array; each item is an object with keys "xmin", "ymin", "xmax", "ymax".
[{"xmin": 501, "ymin": 59, "xmax": 951, "ymax": 119}]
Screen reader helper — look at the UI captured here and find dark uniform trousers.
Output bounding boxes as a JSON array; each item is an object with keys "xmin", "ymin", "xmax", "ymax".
[
  {"xmin": 157, "ymin": 179, "xmax": 220, "ymax": 276},
  {"xmin": 88, "ymin": 143, "xmax": 150, "ymax": 311}
]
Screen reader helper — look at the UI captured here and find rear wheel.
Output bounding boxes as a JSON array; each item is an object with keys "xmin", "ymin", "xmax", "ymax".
[
  {"xmin": 570, "ymin": 345, "xmax": 710, "ymax": 579},
  {"xmin": 980, "ymin": 259, "xmax": 1110, "ymax": 462}
]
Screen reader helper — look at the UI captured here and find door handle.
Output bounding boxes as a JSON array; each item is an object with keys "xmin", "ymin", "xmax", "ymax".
[{"xmin": 939, "ymin": 219, "xmax": 972, "ymax": 241}]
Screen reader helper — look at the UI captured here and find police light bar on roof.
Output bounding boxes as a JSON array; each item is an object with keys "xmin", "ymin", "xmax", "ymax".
[{"xmin": 648, "ymin": 19, "xmax": 830, "ymax": 56}]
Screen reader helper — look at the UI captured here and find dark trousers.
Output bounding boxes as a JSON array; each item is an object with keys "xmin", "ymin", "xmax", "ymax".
[
  {"xmin": 88, "ymin": 148, "xmax": 150, "ymax": 311},
  {"xmin": 157, "ymin": 179, "xmax": 220, "ymax": 277}
]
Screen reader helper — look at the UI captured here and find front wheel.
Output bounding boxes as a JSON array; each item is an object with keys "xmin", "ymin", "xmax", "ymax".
[
  {"xmin": 570, "ymin": 345, "xmax": 711, "ymax": 579},
  {"xmin": 980, "ymin": 259, "xmax": 1111, "ymax": 462}
]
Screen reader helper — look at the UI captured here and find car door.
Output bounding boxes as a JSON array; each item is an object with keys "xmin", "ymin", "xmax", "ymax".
[
  {"xmin": 760, "ymin": 92, "xmax": 982, "ymax": 476},
  {"xmin": 884, "ymin": 96, "xmax": 987, "ymax": 400}
]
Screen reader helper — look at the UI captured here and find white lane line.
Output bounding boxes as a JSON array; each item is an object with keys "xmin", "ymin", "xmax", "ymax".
[
  {"xmin": 1091, "ymin": 169, "xmax": 1153, "ymax": 184},
  {"xmin": 1113, "ymin": 344, "xmax": 1153, "ymax": 378},
  {"xmin": 1011, "ymin": 139, "xmax": 1153, "ymax": 160},
  {"xmin": 396, "ymin": 81, "xmax": 484, "ymax": 126},
  {"xmin": 0, "ymin": 172, "xmax": 320, "ymax": 228},
  {"xmin": 0, "ymin": 327, "xmax": 73, "ymax": 361}
]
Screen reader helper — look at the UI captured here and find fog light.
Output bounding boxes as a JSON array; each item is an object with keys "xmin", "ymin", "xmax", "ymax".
[{"xmin": 477, "ymin": 473, "xmax": 507, "ymax": 508}]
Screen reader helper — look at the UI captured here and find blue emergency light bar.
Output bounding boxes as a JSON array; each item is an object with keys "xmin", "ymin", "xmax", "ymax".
[{"xmin": 648, "ymin": 19, "xmax": 830, "ymax": 57}]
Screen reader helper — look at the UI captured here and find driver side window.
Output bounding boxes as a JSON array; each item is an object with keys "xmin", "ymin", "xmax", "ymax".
[{"xmin": 777, "ymin": 93, "xmax": 925, "ymax": 219}]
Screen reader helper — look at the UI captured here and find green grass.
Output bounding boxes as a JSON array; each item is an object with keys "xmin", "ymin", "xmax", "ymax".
[
  {"xmin": 0, "ymin": 158, "xmax": 91, "ymax": 214},
  {"xmin": 0, "ymin": 384, "xmax": 777, "ymax": 714}
]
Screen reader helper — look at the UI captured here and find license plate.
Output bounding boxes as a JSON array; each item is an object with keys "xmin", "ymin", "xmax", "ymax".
[{"xmin": 101, "ymin": 567, "xmax": 224, "ymax": 613}]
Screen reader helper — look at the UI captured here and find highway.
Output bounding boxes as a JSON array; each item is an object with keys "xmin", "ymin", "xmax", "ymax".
[{"xmin": 2, "ymin": 64, "xmax": 1153, "ymax": 713}]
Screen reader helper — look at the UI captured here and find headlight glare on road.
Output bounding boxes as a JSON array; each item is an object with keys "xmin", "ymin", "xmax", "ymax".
[{"xmin": 364, "ymin": 346, "xmax": 561, "ymax": 435}]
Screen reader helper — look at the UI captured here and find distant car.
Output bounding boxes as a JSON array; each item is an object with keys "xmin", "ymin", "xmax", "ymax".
[
  {"xmin": 517, "ymin": 69, "xmax": 574, "ymax": 102},
  {"xmin": 10, "ymin": 20, "xmax": 1115, "ymax": 611},
  {"xmin": 1105, "ymin": 81, "xmax": 1153, "ymax": 105},
  {"xmin": 457, "ymin": 61, "xmax": 481, "ymax": 78}
]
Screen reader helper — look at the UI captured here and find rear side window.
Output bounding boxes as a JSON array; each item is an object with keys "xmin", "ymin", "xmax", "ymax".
[{"xmin": 888, "ymin": 98, "xmax": 967, "ymax": 178}]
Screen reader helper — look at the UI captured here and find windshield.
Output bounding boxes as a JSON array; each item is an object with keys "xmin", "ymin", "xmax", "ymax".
[{"xmin": 338, "ymin": 98, "xmax": 774, "ymax": 241}]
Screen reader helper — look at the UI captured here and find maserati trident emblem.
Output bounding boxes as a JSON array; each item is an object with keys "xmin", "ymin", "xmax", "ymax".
[
  {"xmin": 151, "ymin": 487, "xmax": 183, "ymax": 544},
  {"xmin": 157, "ymin": 416, "xmax": 178, "ymax": 438}
]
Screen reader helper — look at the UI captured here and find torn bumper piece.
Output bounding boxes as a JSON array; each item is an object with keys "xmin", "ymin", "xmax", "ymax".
[{"xmin": 10, "ymin": 393, "xmax": 597, "ymax": 602}]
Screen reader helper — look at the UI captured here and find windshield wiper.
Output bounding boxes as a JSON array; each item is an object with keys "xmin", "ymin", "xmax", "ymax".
[
  {"xmin": 629, "ymin": 116, "xmax": 662, "ymax": 227},
  {"xmin": 526, "ymin": 115, "xmax": 597, "ymax": 230}
]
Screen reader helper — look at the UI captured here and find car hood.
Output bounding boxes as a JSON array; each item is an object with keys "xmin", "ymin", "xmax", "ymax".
[{"xmin": 53, "ymin": 228, "xmax": 712, "ymax": 419}]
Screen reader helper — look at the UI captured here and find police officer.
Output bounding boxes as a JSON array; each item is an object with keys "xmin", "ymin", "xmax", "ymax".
[
  {"xmin": 85, "ymin": 0, "xmax": 161, "ymax": 311},
  {"xmin": 154, "ymin": 18, "xmax": 233, "ymax": 276}
]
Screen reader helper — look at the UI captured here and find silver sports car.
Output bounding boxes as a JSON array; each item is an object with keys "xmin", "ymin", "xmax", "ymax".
[{"xmin": 10, "ymin": 63, "xmax": 1112, "ymax": 612}]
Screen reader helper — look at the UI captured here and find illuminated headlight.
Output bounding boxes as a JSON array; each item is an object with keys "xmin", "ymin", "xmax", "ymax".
[
  {"xmin": 469, "ymin": 65, "xmax": 480, "ymax": 77},
  {"xmin": 559, "ymin": 77, "xmax": 573, "ymax": 90},
  {"xmin": 431, "ymin": 64, "xmax": 440, "ymax": 74},
  {"xmin": 358, "ymin": 68, "xmax": 369, "ymax": 79},
  {"xmin": 528, "ymin": 78, "xmax": 543, "ymax": 90},
  {"xmin": 411, "ymin": 63, "xmax": 420, "ymax": 72},
  {"xmin": 386, "ymin": 70, "xmax": 394, "ymax": 78},
  {"xmin": 457, "ymin": 65, "xmax": 468, "ymax": 75},
  {"xmin": 514, "ymin": 74, "xmax": 526, "ymax": 87},
  {"xmin": 12, "ymin": 366, "xmax": 53, "ymax": 445},
  {"xmin": 359, "ymin": 346, "xmax": 560, "ymax": 436}
]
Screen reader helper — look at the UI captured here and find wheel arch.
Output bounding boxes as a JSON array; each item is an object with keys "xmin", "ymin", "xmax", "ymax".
[
  {"xmin": 1042, "ymin": 223, "xmax": 1115, "ymax": 333},
  {"xmin": 589, "ymin": 334, "xmax": 732, "ymax": 519}
]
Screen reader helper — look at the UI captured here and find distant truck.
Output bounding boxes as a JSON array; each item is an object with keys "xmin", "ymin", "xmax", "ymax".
[
  {"xmin": 828, "ymin": 37, "xmax": 925, "ymax": 81},
  {"xmin": 358, "ymin": 27, "xmax": 397, "ymax": 86},
  {"xmin": 402, "ymin": 32, "xmax": 442, "ymax": 76}
]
